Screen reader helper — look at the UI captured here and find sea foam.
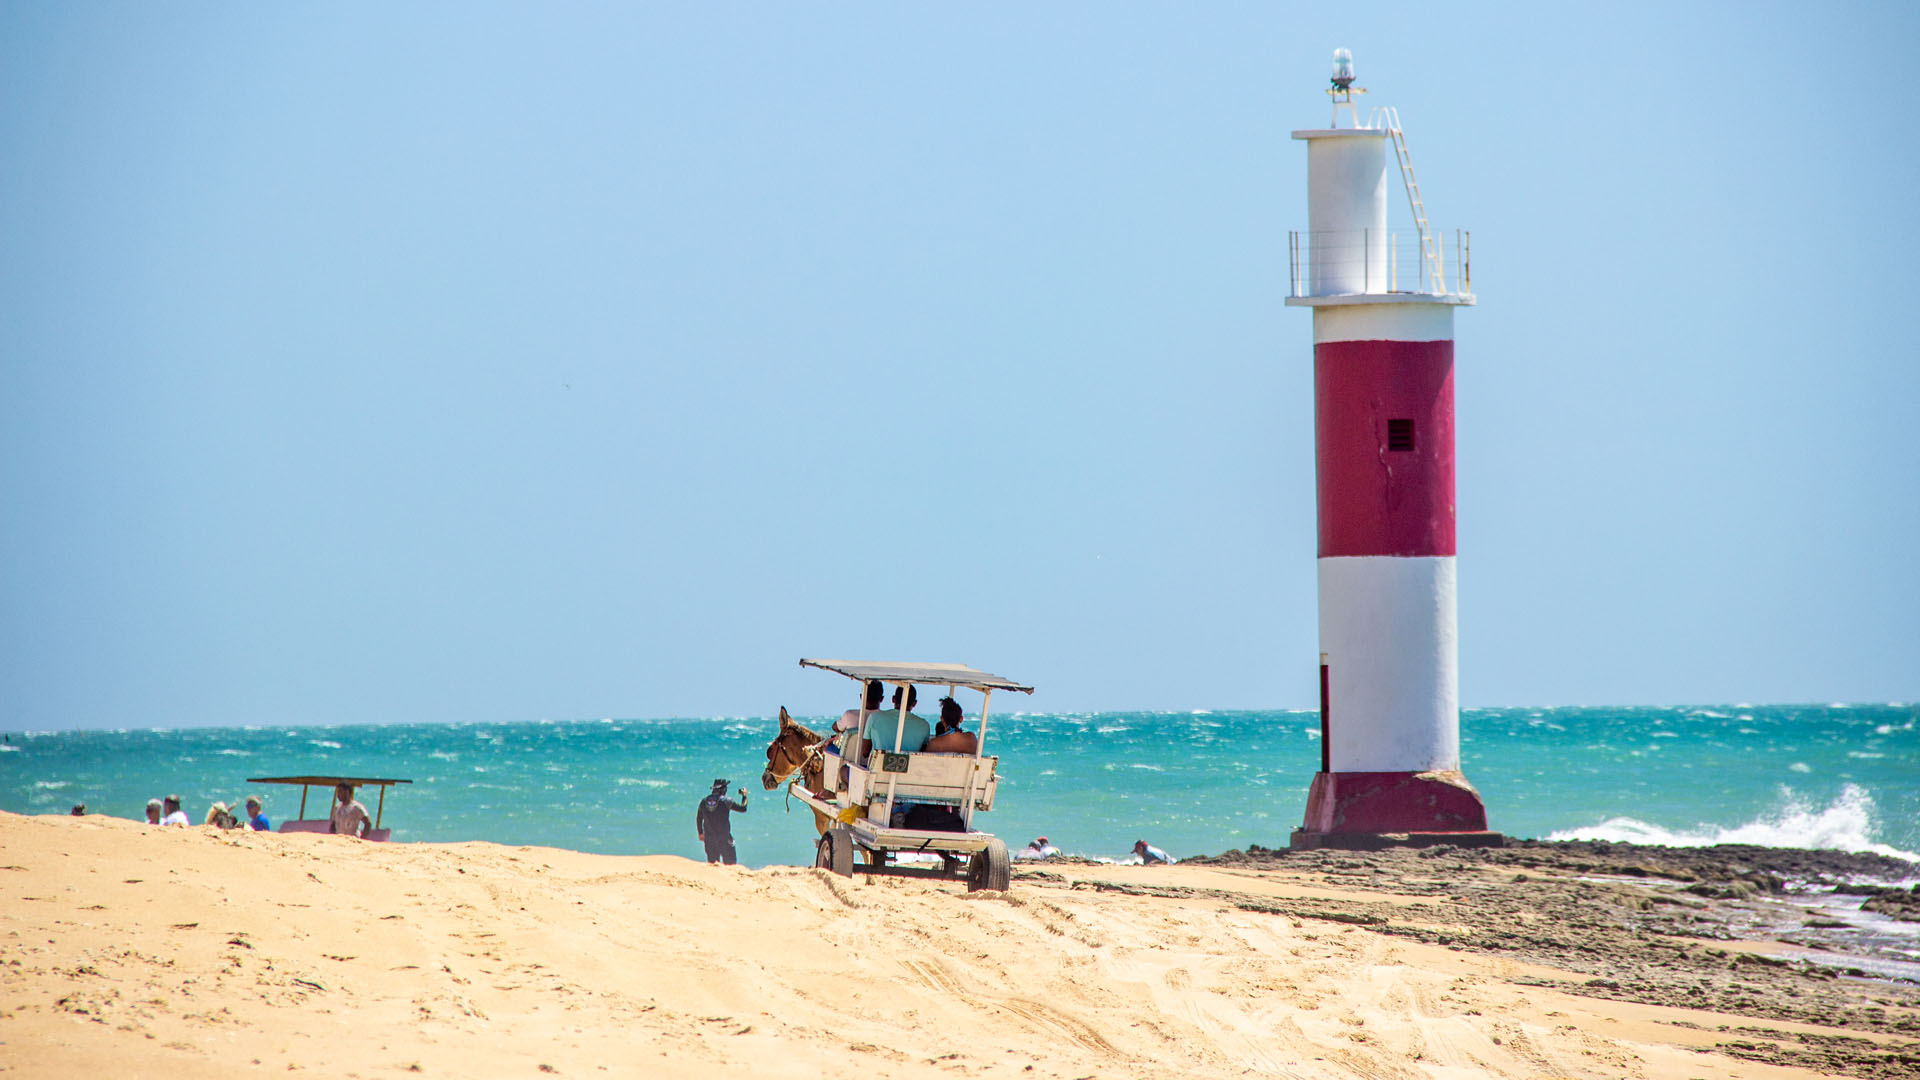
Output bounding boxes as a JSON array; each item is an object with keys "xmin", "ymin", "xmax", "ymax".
[{"xmin": 1546, "ymin": 784, "xmax": 1919, "ymax": 862}]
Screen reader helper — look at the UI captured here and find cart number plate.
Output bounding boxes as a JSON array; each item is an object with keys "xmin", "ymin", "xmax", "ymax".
[{"xmin": 881, "ymin": 753, "xmax": 910, "ymax": 773}]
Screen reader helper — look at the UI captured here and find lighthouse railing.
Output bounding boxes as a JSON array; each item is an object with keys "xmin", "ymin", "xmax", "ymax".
[{"xmin": 1288, "ymin": 228, "xmax": 1471, "ymax": 300}]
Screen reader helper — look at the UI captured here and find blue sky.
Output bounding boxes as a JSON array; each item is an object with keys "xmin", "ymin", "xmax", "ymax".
[{"xmin": 3, "ymin": 3, "xmax": 1915, "ymax": 731}]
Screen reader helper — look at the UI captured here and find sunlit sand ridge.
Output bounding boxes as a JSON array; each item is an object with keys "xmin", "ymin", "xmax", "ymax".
[{"xmin": 5, "ymin": 812, "xmax": 1915, "ymax": 1078}]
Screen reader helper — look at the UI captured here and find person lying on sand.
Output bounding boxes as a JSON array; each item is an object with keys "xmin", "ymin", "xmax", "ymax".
[
  {"xmin": 1018, "ymin": 836, "xmax": 1059, "ymax": 860},
  {"xmin": 329, "ymin": 783, "xmax": 372, "ymax": 838},
  {"xmin": 1133, "ymin": 839, "xmax": 1172, "ymax": 865}
]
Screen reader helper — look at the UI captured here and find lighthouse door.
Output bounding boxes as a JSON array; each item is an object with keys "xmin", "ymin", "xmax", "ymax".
[{"xmin": 1318, "ymin": 660, "xmax": 1331, "ymax": 773}]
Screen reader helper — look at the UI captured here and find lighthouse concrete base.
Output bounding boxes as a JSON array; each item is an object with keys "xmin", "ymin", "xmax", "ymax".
[{"xmin": 1289, "ymin": 769, "xmax": 1503, "ymax": 850}]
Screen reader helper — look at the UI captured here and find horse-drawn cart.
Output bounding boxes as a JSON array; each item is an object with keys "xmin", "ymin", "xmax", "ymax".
[{"xmin": 765, "ymin": 659, "xmax": 1033, "ymax": 892}]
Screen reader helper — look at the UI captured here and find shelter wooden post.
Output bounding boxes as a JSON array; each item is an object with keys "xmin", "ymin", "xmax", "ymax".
[{"xmin": 958, "ymin": 688, "xmax": 993, "ymax": 831}]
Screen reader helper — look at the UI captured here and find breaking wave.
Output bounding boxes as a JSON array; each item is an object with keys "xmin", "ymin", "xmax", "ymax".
[{"xmin": 1546, "ymin": 784, "xmax": 1918, "ymax": 862}]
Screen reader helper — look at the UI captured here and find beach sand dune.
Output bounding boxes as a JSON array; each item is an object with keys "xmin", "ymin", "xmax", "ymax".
[{"xmin": 2, "ymin": 813, "xmax": 1911, "ymax": 1078}]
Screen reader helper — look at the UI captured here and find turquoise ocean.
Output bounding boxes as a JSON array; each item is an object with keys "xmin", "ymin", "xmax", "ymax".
[{"xmin": 3, "ymin": 703, "xmax": 1916, "ymax": 871}]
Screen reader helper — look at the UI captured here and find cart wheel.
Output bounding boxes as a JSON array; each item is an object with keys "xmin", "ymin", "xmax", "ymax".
[
  {"xmin": 815, "ymin": 826, "xmax": 854, "ymax": 878},
  {"xmin": 967, "ymin": 838, "xmax": 1011, "ymax": 892}
]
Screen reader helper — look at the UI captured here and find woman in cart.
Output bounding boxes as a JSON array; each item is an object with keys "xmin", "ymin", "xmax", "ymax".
[{"xmin": 924, "ymin": 697, "xmax": 977, "ymax": 754}]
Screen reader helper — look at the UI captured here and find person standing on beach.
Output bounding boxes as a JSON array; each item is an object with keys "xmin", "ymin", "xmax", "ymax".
[
  {"xmin": 329, "ymin": 783, "xmax": 372, "ymax": 838},
  {"xmin": 695, "ymin": 779, "xmax": 747, "ymax": 865}
]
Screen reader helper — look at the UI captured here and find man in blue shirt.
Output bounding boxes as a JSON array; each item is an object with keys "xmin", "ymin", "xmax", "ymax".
[
  {"xmin": 244, "ymin": 795, "xmax": 270, "ymax": 831},
  {"xmin": 861, "ymin": 685, "xmax": 930, "ymax": 755}
]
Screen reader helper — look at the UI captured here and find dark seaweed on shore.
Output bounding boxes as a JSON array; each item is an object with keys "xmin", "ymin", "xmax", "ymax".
[
  {"xmin": 1189, "ymin": 838, "xmax": 1920, "ymax": 885},
  {"xmin": 1104, "ymin": 840, "xmax": 1920, "ymax": 1078}
]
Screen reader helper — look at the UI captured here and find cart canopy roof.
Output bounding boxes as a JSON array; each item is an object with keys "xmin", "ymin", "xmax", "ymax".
[
  {"xmin": 246, "ymin": 776, "xmax": 413, "ymax": 788},
  {"xmin": 799, "ymin": 659, "xmax": 1034, "ymax": 694}
]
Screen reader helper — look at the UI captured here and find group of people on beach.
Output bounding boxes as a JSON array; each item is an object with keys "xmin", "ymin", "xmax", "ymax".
[
  {"xmin": 1017, "ymin": 836, "xmax": 1174, "ymax": 865},
  {"xmin": 140, "ymin": 793, "xmax": 270, "ymax": 831},
  {"xmin": 128, "ymin": 783, "xmax": 377, "ymax": 838}
]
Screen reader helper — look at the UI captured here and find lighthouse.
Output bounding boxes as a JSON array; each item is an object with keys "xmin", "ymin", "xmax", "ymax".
[{"xmin": 1286, "ymin": 51, "xmax": 1499, "ymax": 848}]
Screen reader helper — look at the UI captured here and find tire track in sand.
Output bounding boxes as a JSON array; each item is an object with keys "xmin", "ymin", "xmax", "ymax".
[
  {"xmin": 898, "ymin": 959, "xmax": 1121, "ymax": 1060},
  {"xmin": 992, "ymin": 998, "xmax": 1121, "ymax": 1058},
  {"xmin": 899, "ymin": 958, "xmax": 963, "ymax": 996}
]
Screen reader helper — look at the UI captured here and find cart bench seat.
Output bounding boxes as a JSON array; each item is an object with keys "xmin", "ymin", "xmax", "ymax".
[
  {"xmin": 857, "ymin": 751, "xmax": 998, "ymax": 809},
  {"xmin": 278, "ymin": 819, "xmax": 390, "ymax": 841}
]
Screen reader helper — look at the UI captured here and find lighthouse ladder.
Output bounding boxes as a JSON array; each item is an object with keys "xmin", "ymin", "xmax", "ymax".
[{"xmin": 1380, "ymin": 107, "xmax": 1445, "ymax": 295}]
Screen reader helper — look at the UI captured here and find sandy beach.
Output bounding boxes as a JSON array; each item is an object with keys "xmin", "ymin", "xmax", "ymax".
[{"xmin": 3, "ymin": 813, "xmax": 1915, "ymax": 1079}]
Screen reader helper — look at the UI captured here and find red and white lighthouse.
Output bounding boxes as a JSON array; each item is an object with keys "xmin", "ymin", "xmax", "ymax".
[{"xmin": 1286, "ymin": 51, "xmax": 1499, "ymax": 848}]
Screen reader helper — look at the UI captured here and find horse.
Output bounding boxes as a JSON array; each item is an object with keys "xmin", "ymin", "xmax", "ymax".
[{"xmin": 762, "ymin": 707, "xmax": 835, "ymax": 836}]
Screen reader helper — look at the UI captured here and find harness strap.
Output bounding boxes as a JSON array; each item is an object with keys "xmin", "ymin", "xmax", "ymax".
[{"xmin": 779, "ymin": 735, "xmax": 835, "ymax": 814}]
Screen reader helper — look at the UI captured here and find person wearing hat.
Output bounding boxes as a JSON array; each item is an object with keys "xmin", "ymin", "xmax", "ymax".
[
  {"xmin": 1132, "ymin": 839, "xmax": 1172, "ymax": 866},
  {"xmin": 1018, "ymin": 836, "xmax": 1059, "ymax": 860},
  {"xmin": 159, "ymin": 795, "xmax": 190, "ymax": 827},
  {"xmin": 145, "ymin": 798, "xmax": 164, "ymax": 825},
  {"xmin": 694, "ymin": 779, "xmax": 748, "ymax": 865}
]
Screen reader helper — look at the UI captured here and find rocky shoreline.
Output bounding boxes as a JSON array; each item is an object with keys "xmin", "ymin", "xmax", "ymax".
[{"xmin": 1157, "ymin": 840, "xmax": 1920, "ymax": 1078}]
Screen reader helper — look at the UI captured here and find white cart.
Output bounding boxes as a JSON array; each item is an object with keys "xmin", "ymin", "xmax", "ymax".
[{"xmin": 790, "ymin": 659, "xmax": 1033, "ymax": 892}]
